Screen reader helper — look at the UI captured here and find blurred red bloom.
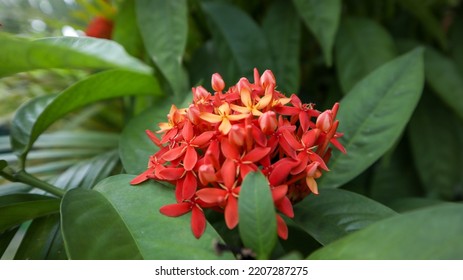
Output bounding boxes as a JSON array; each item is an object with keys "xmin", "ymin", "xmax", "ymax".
[{"xmin": 131, "ymin": 69, "xmax": 346, "ymax": 239}]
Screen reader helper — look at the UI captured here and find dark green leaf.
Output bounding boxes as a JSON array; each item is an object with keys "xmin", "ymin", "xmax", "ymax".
[
  {"xmin": 449, "ymin": 18, "xmax": 463, "ymax": 76},
  {"xmin": 319, "ymin": 48, "xmax": 424, "ymax": 188},
  {"xmin": 0, "ymin": 32, "xmax": 151, "ymax": 77},
  {"xmin": 308, "ymin": 204, "xmax": 463, "ymax": 259},
  {"xmin": 0, "ymin": 194, "xmax": 60, "ymax": 232},
  {"xmin": 61, "ymin": 188, "xmax": 143, "ymax": 260},
  {"xmin": 408, "ymin": 92, "xmax": 463, "ymax": 200},
  {"xmin": 201, "ymin": 2, "xmax": 273, "ymax": 84},
  {"xmin": 387, "ymin": 198, "xmax": 453, "ymax": 213},
  {"xmin": 238, "ymin": 171, "xmax": 277, "ymax": 260},
  {"xmin": 0, "ymin": 227, "xmax": 19, "ymax": 257},
  {"xmin": 293, "ymin": 189, "xmax": 396, "ymax": 245},
  {"xmin": 262, "ymin": 0, "xmax": 300, "ymax": 93},
  {"xmin": 425, "ymin": 47, "xmax": 463, "ymax": 121},
  {"xmin": 335, "ymin": 17, "xmax": 396, "ymax": 93},
  {"xmin": 62, "ymin": 175, "xmax": 232, "ymax": 259},
  {"xmin": 10, "ymin": 69, "xmax": 161, "ymax": 161},
  {"xmin": 119, "ymin": 98, "xmax": 174, "ymax": 174},
  {"xmin": 113, "ymin": 0, "xmax": 144, "ymax": 58},
  {"xmin": 14, "ymin": 214, "xmax": 60, "ymax": 260},
  {"xmin": 0, "ymin": 160, "xmax": 7, "ymax": 171},
  {"xmin": 136, "ymin": 0, "xmax": 189, "ymax": 95},
  {"xmin": 397, "ymin": 0, "xmax": 446, "ymax": 49},
  {"xmin": 292, "ymin": 0, "xmax": 341, "ymax": 66}
]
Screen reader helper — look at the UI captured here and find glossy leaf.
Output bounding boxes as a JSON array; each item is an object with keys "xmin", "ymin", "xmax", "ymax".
[
  {"xmin": 424, "ymin": 47, "xmax": 463, "ymax": 121},
  {"xmin": 0, "ymin": 227, "xmax": 19, "ymax": 257},
  {"xmin": 10, "ymin": 69, "xmax": 161, "ymax": 161},
  {"xmin": 0, "ymin": 194, "xmax": 60, "ymax": 232},
  {"xmin": 201, "ymin": 2, "xmax": 273, "ymax": 83},
  {"xmin": 387, "ymin": 198, "xmax": 452, "ymax": 213},
  {"xmin": 14, "ymin": 214, "xmax": 60, "ymax": 260},
  {"xmin": 292, "ymin": 0, "xmax": 341, "ymax": 66},
  {"xmin": 112, "ymin": 0, "xmax": 144, "ymax": 58},
  {"xmin": 335, "ymin": 17, "xmax": 396, "ymax": 93},
  {"xmin": 0, "ymin": 32, "xmax": 151, "ymax": 77},
  {"xmin": 119, "ymin": 98, "xmax": 174, "ymax": 174},
  {"xmin": 293, "ymin": 189, "xmax": 396, "ymax": 245},
  {"xmin": 238, "ymin": 171, "xmax": 277, "ymax": 260},
  {"xmin": 308, "ymin": 204, "xmax": 463, "ymax": 259},
  {"xmin": 61, "ymin": 187, "xmax": 143, "ymax": 260},
  {"xmin": 408, "ymin": 92, "xmax": 463, "ymax": 200},
  {"xmin": 319, "ymin": 48, "xmax": 424, "ymax": 188},
  {"xmin": 136, "ymin": 0, "xmax": 188, "ymax": 95},
  {"xmin": 62, "ymin": 175, "xmax": 232, "ymax": 259},
  {"xmin": 262, "ymin": 0, "xmax": 300, "ymax": 93}
]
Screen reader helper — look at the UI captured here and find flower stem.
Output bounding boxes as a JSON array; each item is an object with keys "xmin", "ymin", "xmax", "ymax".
[{"xmin": 0, "ymin": 167, "xmax": 65, "ymax": 198}]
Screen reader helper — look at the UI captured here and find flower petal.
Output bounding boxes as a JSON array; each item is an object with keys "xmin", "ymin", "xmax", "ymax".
[
  {"xmin": 271, "ymin": 184, "xmax": 288, "ymax": 202},
  {"xmin": 191, "ymin": 131, "xmax": 215, "ymax": 146},
  {"xmin": 158, "ymin": 167, "xmax": 185, "ymax": 180},
  {"xmin": 130, "ymin": 168, "xmax": 154, "ymax": 185},
  {"xmin": 242, "ymin": 147, "xmax": 271, "ymax": 162},
  {"xmin": 191, "ymin": 205, "xmax": 206, "ymax": 239},
  {"xmin": 196, "ymin": 188, "xmax": 227, "ymax": 204},
  {"xmin": 220, "ymin": 138, "xmax": 240, "ymax": 159},
  {"xmin": 276, "ymin": 214, "xmax": 288, "ymax": 240},
  {"xmin": 306, "ymin": 176, "xmax": 319, "ymax": 194},
  {"xmin": 183, "ymin": 146, "xmax": 197, "ymax": 171},
  {"xmin": 276, "ymin": 196, "xmax": 294, "ymax": 218},
  {"xmin": 159, "ymin": 202, "xmax": 192, "ymax": 217},
  {"xmin": 199, "ymin": 112, "xmax": 222, "ymax": 123},
  {"xmin": 218, "ymin": 118, "xmax": 232, "ymax": 134},
  {"xmin": 221, "ymin": 158, "xmax": 237, "ymax": 190},
  {"xmin": 225, "ymin": 195, "xmax": 239, "ymax": 229},
  {"xmin": 182, "ymin": 171, "xmax": 197, "ymax": 200},
  {"xmin": 162, "ymin": 146, "xmax": 186, "ymax": 161}
]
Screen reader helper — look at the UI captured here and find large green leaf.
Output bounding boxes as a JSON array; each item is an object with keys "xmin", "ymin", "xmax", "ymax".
[
  {"xmin": 0, "ymin": 160, "xmax": 7, "ymax": 171},
  {"xmin": 408, "ymin": 92, "xmax": 463, "ymax": 200},
  {"xmin": 0, "ymin": 32, "xmax": 151, "ymax": 77},
  {"xmin": 62, "ymin": 175, "xmax": 232, "ymax": 259},
  {"xmin": 425, "ymin": 47, "xmax": 463, "ymax": 121},
  {"xmin": 293, "ymin": 189, "xmax": 396, "ymax": 245},
  {"xmin": 136, "ymin": 0, "xmax": 188, "ymax": 95},
  {"xmin": 112, "ymin": 0, "xmax": 144, "ymax": 58},
  {"xmin": 119, "ymin": 98, "xmax": 174, "ymax": 175},
  {"xmin": 335, "ymin": 17, "xmax": 397, "ymax": 93},
  {"xmin": 319, "ymin": 48, "xmax": 424, "ymax": 188},
  {"xmin": 292, "ymin": 0, "xmax": 341, "ymax": 66},
  {"xmin": 61, "ymin": 187, "xmax": 142, "ymax": 260},
  {"xmin": 14, "ymin": 214, "xmax": 60, "ymax": 260},
  {"xmin": 308, "ymin": 204, "xmax": 463, "ymax": 259},
  {"xmin": 10, "ymin": 69, "xmax": 161, "ymax": 162},
  {"xmin": 0, "ymin": 194, "xmax": 60, "ymax": 232},
  {"xmin": 0, "ymin": 227, "xmax": 19, "ymax": 258},
  {"xmin": 238, "ymin": 171, "xmax": 277, "ymax": 260},
  {"xmin": 201, "ymin": 2, "xmax": 273, "ymax": 84},
  {"xmin": 262, "ymin": 0, "xmax": 300, "ymax": 93}
]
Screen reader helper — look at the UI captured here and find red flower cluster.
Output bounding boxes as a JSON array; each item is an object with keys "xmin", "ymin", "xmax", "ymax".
[
  {"xmin": 85, "ymin": 16, "xmax": 113, "ymax": 39},
  {"xmin": 131, "ymin": 69, "xmax": 346, "ymax": 239}
]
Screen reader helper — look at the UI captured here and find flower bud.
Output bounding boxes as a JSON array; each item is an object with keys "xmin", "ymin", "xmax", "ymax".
[
  {"xmin": 198, "ymin": 164, "xmax": 217, "ymax": 185},
  {"xmin": 211, "ymin": 73, "xmax": 225, "ymax": 92},
  {"xmin": 228, "ymin": 125, "xmax": 246, "ymax": 147},
  {"xmin": 316, "ymin": 110, "xmax": 333, "ymax": 133},
  {"xmin": 258, "ymin": 111, "xmax": 278, "ymax": 134},
  {"xmin": 261, "ymin": 70, "xmax": 276, "ymax": 89}
]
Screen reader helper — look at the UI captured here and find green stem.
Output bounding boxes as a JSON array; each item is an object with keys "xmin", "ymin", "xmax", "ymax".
[{"xmin": 0, "ymin": 167, "xmax": 65, "ymax": 198}]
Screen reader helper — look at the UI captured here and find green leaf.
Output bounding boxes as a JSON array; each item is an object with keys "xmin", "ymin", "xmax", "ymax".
[
  {"xmin": 335, "ymin": 17, "xmax": 397, "ymax": 93},
  {"xmin": 408, "ymin": 92, "xmax": 463, "ymax": 200},
  {"xmin": 387, "ymin": 197, "xmax": 452, "ymax": 213},
  {"xmin": 0, "ymin": 160, "xmax": 7, "ymax": 171},
  {"xmin": 0, "ymin": 194, "xmax": 60, "ymax": 232},
  {"xmin": 425, "ymin": 47, "xmax": 463, "ymax": 121},
  {"xmin": 294, "ymin": 189, "xmax": 396, "ymax": 245},
  {"xmin": 62, "ymin": 175, "xmax": 232, "ymax": 259},
  {"xmin": 319, "ymin": 48, "xmax": 424, "ymax": 188},
  {"xmin": 0, "ymin": 227, "xmax": 19, "ymax": 257},
  {"xmin": 61, "ymin": 188, "xmax": 143, "ymax": 260},
  {"xmin": 308, "ymin": 204, "xmax": 463, "ymax": 259},
  {"xmin": 238, "ymin": 171, "xmax": 277, "ymax": 260},
  {"xmin": 112, "ymin": 0, "xmax": 144, "ymax": 58},
  {"xmin": 201, "ymin": 2, "xmax": 273, "ymax": 83},
  {"xmin": 292, "ymin": 0, "xmax": 341, "ymax": 66},
  {"xmin": 119, "ymin": 98, "xmax": 174, "ymax": 174},
  {"xmin": 262, "ymin": 0, "xmax": 300, "ymax": 93},
  {"xmin": 14, "ymin": 214, "xmax": 60, "ymax": 260},
  {"xmin": 0, "ymin": 32, "xmax": 151, "ymax": 77},
  {"xmin": 397, "ymin": 0, "xmax": 446, "ymax": 49},
  {"xmin": 10, "ymin": 69, "xmax": 161, "ymax": 162},
  {"xmin": 136, "ymin": 0, "xmax": 188, "ymax": 95}
]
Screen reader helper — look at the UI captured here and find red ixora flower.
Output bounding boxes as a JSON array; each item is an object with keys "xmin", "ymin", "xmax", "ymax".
[{"xmin": 131, "ymin": 69, "xmax": 346, "ymax": 239}]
